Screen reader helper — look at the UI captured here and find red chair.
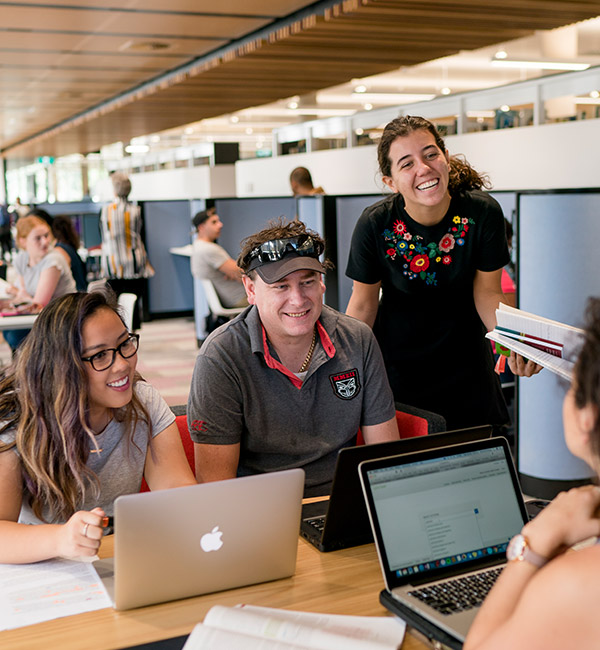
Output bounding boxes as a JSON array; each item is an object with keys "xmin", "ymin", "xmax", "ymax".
[
  {"xmin": 140, "ymin": 413, "xmax": 194, "ymax": 492},
  {"xmin": 356, "ymin": 402, "xmax": 446, "ymax": 445}
]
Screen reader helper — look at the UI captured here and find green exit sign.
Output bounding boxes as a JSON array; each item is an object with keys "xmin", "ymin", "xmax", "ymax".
[{"xmin": 37, "ymin": 156, "xmax": 55, "ymax": 164}]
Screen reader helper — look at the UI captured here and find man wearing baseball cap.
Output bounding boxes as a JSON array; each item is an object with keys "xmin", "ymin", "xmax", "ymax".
[{"xmin": 187, "ymin": 219, "xmax": 398, "ymax": 496}]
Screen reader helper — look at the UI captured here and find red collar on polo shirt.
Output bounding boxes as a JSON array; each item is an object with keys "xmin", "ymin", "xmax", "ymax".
[{"xmin": 261, "ymin": 320, "xmax": 335, "ymax": 389}]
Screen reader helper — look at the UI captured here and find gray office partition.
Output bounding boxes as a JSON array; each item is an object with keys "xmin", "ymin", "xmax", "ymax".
[
  {"xmin": 517, "ymin": 191, "xmax": 598, "ymax": 498},
  {"xmin": 144, "ymin": 200, "xmax": 194, "ymax": 315},
  {"xmin": 214, "ymin": 197, "xmax": 296, "ymax": 258},
  {"xmin": 334, "ymin": 195, "xmax": 383, "ymax": 312}
]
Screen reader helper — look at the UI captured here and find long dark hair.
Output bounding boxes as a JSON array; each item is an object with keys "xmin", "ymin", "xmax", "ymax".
[
  {"xmin": 0, "ymin": 291, "xmax": 150, "ymax": 522},
  {"xmin": 377, "ymin": 115, "xmax": 491, "ymax": 194},
  {"xmin": 52, "ymin": 215, "xmax": 81, "ymax": 250}
]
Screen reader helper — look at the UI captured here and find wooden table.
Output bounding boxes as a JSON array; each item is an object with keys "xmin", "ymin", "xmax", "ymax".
[{"xmin": 0, "ymin": 536, "xmax": 430, "ymax": 650}]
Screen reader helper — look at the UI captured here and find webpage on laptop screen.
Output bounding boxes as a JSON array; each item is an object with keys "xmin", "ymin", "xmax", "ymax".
[{"xmin": 367, "ymin": 448, "xmax": 524, "ymax": 577}]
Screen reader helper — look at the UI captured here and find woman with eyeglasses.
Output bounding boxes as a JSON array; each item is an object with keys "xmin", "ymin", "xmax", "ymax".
[
  {"xmin": 346, "ymin": 115, "xmax": 540, "ymax": 431},
  {"xmin": 0, "ymin": 291, "xmax": 196, "ymax": 563}
]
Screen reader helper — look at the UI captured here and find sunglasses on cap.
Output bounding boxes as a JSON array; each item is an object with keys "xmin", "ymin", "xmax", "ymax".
[{"xmin": 244, "ymin": 235, "xmax": 324, "ymax": 268}]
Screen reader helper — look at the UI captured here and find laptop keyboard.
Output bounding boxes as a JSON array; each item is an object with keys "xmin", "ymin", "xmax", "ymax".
[
  {"xmin": 408, "ymin": 567, "xmax": 503, "ymax": 616},
  {"xmin": 305, "ymin": 516, "xmax": 326, "ymax": 533}
]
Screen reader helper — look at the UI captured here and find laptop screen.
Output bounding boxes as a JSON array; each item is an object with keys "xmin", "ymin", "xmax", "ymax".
[{"xmin": 363, "ymin": 442, "xmax": 526, "ymax": 582}]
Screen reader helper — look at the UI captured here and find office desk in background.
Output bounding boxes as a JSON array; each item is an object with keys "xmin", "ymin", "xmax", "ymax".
[{"xmin": 0, "ymin": 536, "xmax": 429, "ymax": 650}]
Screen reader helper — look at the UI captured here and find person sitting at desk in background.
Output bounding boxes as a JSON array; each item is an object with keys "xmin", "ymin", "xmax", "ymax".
[
  {"xmin": 0, "ymin": 291, "xmax": 196, "ymax": 564},
  {"xmin": 188, "ymin": 220, "xmax": 399, "ymax": 497},
  {"xmin": 464, "ymin": 297, "xmax": 600, "ymax": 650},
  {"xmin": 190, "ymin": 207, "xmax": 248, "ymax": 309},
  {"xmin": 289, "ymin": 167, "xmax": 326, "ymax": 196},
  {"xmin": 52, "ymin": 215, "xmax": 88, "ymax": 292},
  {"xmin": 2, "ymin": 215, "xmax": 76, "ymax": 351},
  {"xmin": 345, "ymin": 115, "xmax": 540, "ymax": 432}
]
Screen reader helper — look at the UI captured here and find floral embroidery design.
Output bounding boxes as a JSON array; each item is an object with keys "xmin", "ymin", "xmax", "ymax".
[{"xmin": 382, "ymin": 214, "xmax": 475, "ymax": 285}]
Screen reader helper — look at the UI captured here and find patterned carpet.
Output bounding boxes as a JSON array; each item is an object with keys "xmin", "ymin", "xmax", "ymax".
[{"xmin": 0, "ymin": 316, "xmax": 199, "ymax": 408}]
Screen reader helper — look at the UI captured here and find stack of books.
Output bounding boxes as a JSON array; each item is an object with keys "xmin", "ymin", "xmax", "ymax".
[{"xmin": 486, "ymin": 304, "xmax": 584, "ymax": 381}]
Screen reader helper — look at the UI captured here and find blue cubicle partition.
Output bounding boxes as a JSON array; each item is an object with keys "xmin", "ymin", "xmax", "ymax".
[
  {"xmin": 517, "ymin": 191, "xmax": 599, "ymax": 498},
  {"xmin": 144, "ymin": 200, "xmax": 194, "ymax": 315}
]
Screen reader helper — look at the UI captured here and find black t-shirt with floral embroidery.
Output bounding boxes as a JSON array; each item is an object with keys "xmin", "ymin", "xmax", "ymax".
[{"xmin": 346, "ymin": 190, "xmax": 510, "ymax": 429}]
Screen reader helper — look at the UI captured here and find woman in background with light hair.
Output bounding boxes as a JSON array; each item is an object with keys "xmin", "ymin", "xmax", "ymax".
[
  {"xmin": 2, "ymin": 215, "xmax": 76, "ymax": 351},
  {"xmin": 100, "ymin": 172, "xmax": 153, "ymax": 328}
]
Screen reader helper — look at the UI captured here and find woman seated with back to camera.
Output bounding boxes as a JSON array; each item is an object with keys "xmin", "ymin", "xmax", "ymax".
[
  {"xmin": 0, "ymin": 291, "xmax": 196, "ymax": 564},
  {"xmin": 464, "ymin": 297, "xmax": 600, "ymax": 650}
]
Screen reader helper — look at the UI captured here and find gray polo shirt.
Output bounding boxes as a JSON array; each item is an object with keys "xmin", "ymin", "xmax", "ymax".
[
  {"xmin": 190, "ymin": 239, "xmax": 247, "ymax": 308},
  {"xmin": 188, "ymin": 304, "xmax": 395, "ymax": 495}
]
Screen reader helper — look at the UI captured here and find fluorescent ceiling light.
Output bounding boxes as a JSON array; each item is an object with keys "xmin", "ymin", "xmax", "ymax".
[
  {"xmin": 317, "ymin": 91, "xmax": 435, "ymax": 105},
  {"xmin": 125, "ymin": 144, "xmax": 150, "ymax": 154},
  {"xmin": 574, "ymin": 97, "xmax": 600, "ymax": 104},
  {"xmin": 490, "ymin": 59, "xmax": 590, "ymax": 71}
]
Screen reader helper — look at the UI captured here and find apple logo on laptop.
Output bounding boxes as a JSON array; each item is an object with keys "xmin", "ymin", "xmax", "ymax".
[{"xmin": 200, "ymin": 526, "xmax": 224, "ymax": 552}]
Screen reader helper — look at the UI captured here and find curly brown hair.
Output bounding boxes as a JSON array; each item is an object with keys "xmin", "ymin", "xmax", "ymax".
[
  {"xmin": 573, "ymin": 297, "xmax": 600, "ymax": 462},
  {"xmin": 237, "ymin": 218, "xmax": 332, "ymax": 275},
  {"xmin": 377, "ymin": 115, "xmax": 491, "ymax": 194}
]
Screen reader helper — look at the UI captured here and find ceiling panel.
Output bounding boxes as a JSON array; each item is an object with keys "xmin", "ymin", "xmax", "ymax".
[{"xmin": 3, "ymin": 0, "xmax": 600, "ymax": 160}]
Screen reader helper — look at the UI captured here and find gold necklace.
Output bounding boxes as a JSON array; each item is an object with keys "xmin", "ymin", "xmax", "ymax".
[{"xmin": 298, "ymin": 327, "xmax": 317, "ymax": 373}]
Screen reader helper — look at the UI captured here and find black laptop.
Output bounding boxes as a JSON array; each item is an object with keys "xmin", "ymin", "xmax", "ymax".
[
  {"xmin": 359, "ymin": 437, "xmax": 528, "ymax": 647},
  {"xmin": 300, "ymin": 425, "xmax": 492, "ymax": 552}
]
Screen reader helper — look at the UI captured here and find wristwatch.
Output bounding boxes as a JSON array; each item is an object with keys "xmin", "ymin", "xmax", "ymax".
[{"xmin": 506, "ymin": 534, "xmax": 548, "ymax": 568}]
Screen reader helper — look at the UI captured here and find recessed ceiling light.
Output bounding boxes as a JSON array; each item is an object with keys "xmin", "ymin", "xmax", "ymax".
[
  {"xmin": 355, "ymin": 128, "xmax": 364, "ymax": 135},
  {"xmin": 441, "ymin": 87, "xmax": 451, "ymax": 95},
  {"xmin": 184, "ymin": 127, "xmax": 194, "ymax": 135},
  {"xmin": 120, "ymin": 40, "xmax": 171, "ymax": 52},
  {"xmin": 354, "ymin": 85, "xmax": 367, "ymax": 93},
  {"xmin": 245, "ymin": 127, "xmax": 253, "ymax": 134},
  {"xmin": 494, "ymin": 49, "xmax": 508, "ymax": 60},
  {"xmin": 590, "ymin": 90, "xmax": 600, "ymax": 98},
  {"xmin": 287, "ymin": 101, "xmax": 299, "ymax": 109},
  {"xmin": 500, "ymin": 105, "xmax": 510, "ymax": 112},
  {"xmin": 363, "ymin": 103, "xmax": 373, "ymax": 111},
  {"xmin": 230, "ymin": 116, "xmax": 239, "ymax": 124}
]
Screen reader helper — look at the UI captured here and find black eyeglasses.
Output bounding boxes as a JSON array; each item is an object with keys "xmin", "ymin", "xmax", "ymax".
[
  {"xmin": 81, "ymin": 334, "xmax": 140, "ymax": 371},
  {"xmin": 245, "ymin": 235, "xmax": 323, "ymax": 267}
]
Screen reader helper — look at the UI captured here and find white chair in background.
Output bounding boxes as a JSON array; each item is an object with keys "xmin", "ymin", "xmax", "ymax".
[
  {"xmin": 86, "ymin": 279, "xmax": 108, "ymax": 293},
  {"xmin": 193, "ymin": 279, "xmax": 245, "ymax": 344},
  {"xmin": 117, "ymin": 292, "xmax": 138, "ymax": 331},
  {"xmin": 200, "ymin": 280, "xmax": 245, "ymax": 319}
]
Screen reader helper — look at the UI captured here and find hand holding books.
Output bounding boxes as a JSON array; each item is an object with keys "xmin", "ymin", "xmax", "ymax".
[{"xmin": 487, "ymin": 304, "xmax": 584, "ymax": 381}]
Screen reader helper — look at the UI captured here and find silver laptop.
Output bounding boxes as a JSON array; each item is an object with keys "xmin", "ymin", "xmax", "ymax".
[
  {"xmin": 359, "ymin": 438, "xmax": 527, "ymax": 644},
  {"xmin": 95, "ymin": 468, "xmax": 304, "ymax": 610}
]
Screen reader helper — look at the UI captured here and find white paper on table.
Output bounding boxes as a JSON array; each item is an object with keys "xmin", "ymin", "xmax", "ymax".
[{"xmin": 0, "ymin": 557, "xmax": 112, "ymax": 631}]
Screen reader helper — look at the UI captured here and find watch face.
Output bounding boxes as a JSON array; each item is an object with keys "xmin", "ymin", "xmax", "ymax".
[{"xmin": 507, "ymin": 534, "xmax": 526, "ymax": 561}]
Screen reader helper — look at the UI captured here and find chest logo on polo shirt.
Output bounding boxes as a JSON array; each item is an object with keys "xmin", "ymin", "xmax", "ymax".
[{"xmin": 330, "ymin": 369, "xmax": 361, "ymax": 400}]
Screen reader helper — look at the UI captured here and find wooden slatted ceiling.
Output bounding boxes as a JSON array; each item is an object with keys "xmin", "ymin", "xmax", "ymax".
[{"xmin": 3, "ymin": 0, "xmax": 600, "ymax": 160}]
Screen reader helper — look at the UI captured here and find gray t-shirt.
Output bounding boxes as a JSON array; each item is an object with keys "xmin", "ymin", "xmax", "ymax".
[
  {"xmin": 187, "ymin": 305, "xmax": 396, "ymax": 496},
  {"xmin": 190, "ymin": 239, "xmax": 247, "ymax": 308},
  {"xmin": 14, "ymin": 249, "xmax": 76, "ymax": 300},
  {"xmin": 3, "ymin": 381, "xmax": 174, "ymax": 524}
]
